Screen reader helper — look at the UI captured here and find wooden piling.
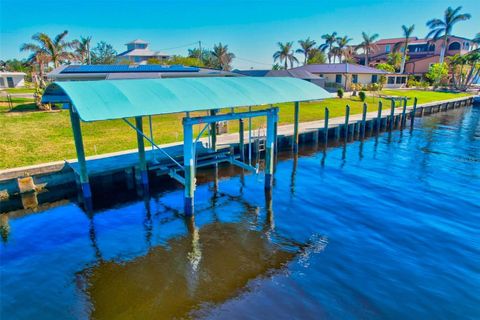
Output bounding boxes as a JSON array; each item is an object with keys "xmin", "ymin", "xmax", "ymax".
[
  {"xmin": 324, "ymin": 107, "xmax": 329, "ymax": 143},
  {"xmin": 293, "ymin": 101, "xmax": 300, "ymax": 153},
  {"xmin": 361, "ymin": 103, "xmax": 367, "ymax": 139},
  {"xmin": 401, "ymin": 98, "xmax": 407, "ymax": 128},
  {"xmin": 410, "ymin": 97, "xmax": 418, "ymax": 129},
  {"xmin": 376, "ymin": 101, "xmax": 383, "ymax": 131},
  {"xmin": 135, "ymin": 116, "xmax": 149, "ymax": 192},
  {"xmin": 389, "ymin": 100, "xmax": 395, "ymax": 130},
  {"xmin": 344, "ymin": 105, "xmax": 350, "ymax": 139}
]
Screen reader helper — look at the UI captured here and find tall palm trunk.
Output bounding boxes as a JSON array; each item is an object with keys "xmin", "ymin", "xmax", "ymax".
[
  {"xmin": 364, "ymin": 51, "xmax": 369, "ymax": 66},
  {"xmin": 400, "ymin": 45, "xmax": 408, "ymax": 73},
  {"xmin": 439, "ymin": 35, "xmax": 448, "ymax": 63}
]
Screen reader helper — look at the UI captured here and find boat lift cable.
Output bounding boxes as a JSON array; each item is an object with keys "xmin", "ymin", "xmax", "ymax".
[
  {"xmin": 248, "ymin": 106, "xmax": 252, "ymax": 166},
  {"xmin": 123, "ymin": 118, "xmax": 184, "ymax": 170}
]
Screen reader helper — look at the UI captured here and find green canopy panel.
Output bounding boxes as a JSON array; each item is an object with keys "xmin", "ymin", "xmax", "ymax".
[{"xmin": 42, "ymin": 77, "xmax": 331, "ymax": 122}]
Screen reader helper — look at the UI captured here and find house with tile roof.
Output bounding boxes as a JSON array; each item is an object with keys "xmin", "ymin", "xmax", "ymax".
[
  {"xmin": 355, "ymin": 35, "xmax": 477, "ymax": 76},
  {"xmin": 116, "ymin": 39, "xmax": 170, "ymax": 64}
]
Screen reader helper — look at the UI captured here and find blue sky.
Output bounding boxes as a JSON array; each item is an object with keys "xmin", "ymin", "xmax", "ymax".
[{"xmin": 1, "ymin": 0, "xmax": 478, "ymax": 69}]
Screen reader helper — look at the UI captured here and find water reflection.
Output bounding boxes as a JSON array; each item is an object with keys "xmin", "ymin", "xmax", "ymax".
[{"xmin": 78, "ymin": 213, "xmax": 297, "ymax": 319}]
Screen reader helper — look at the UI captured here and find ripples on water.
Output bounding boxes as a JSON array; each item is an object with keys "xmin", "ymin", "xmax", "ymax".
[{"xmin": 1, "ymin": 107, "xmax": 479, "ymax": 319}]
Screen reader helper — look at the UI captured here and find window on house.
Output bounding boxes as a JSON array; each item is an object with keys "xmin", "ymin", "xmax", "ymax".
[
  {"xmin": 0, "ymin": 78, "xmax": 4, "ymax": 87},
  {"xmin": 385, "ymin": 45, "xmax": 391, "ymax": 53},
  {"xmin": 464, "ymin": 42, "xmax": 470, "ymax": 50},
  {"xmin": 352, "ymin": 74, "xmax": 358, "ymax": 83},
  {"xmin": 448, "ymin": 42, "xmax": 461, "ymax": 50},
  {"xmin": 401, "ymin": 77, "xmax": 406, "ymax": 84},
  {"xmin": 371, "ymin": 75, "xmax": 378, "ymax": 83},
  {"xmin": 395, "ymin": 77, "xmax": 402, "ymax": 84},
  {"xmin": 335, "ymin": 74, "xmax": 342, "ymax": 83},
  {"xmin": 388, "ymin": 77, "xmax": 395, "ymax": 84}
]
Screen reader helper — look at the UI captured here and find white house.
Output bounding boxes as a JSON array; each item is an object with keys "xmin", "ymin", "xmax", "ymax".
[
  {"xmin": 116, "ymin": 39, "xmax": 170, "ymax": 64},
  {"xmin": 0, "ymin": 72, "xmax": 26, "ymax": 88},
  {"xmin": 291, "ymin": 63, "xmax": 407, "ymax": 89}
]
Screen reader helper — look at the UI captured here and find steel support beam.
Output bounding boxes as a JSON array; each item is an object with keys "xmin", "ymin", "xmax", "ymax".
[
  {"xmin": 209, "ymin": 109, "xmax": 218, "ymax": 151},
  {"xmin": 69, "ymin": 105, "xmax": 92, "ymax": 204},
  {"xmin": 265, "ymin": 109, "xmax": 278, "ymax": 190},
  {"xmin": 239, "ymin": 119, "xmax": 245, "ymax": 161},
  {"xmin": 183, "ymin": 120, "xmax": 195, "ymax": 215}
]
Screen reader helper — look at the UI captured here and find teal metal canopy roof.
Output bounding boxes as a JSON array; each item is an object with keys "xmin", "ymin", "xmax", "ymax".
[{"xmin": 42, "ymin": 77, "xmax": 331, "ymax": 122}]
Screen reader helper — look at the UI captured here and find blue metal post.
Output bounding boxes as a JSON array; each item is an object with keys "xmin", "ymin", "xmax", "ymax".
[
  {"xmin": 183, "ymin": 120, "xmax": 195, "ymax": 215},
  {"xmin": 344, "ymin": 105, "xmax": 350, "ymax": 139},
  {"xmin": 210, "ymin": 109, "xmax": 217, "ymax": 151},
  {"xmin": 324, "ymin": 107, "xmax": 329, "ymax": 142},
  {"xmin": 69, "ymin": 105, "xmax": 91, "ymax": 203},
  {"xmin": 135, "ymin": 116, "xmax": 149, "ymax": 192},
  {"xmin": 239, "ymin": 118, "xmax": 245, "ymax": 161},
  {"xmin": 293, "ymin": 101, "xmax": 300, "ymax": 153},
  {"xmin": 265, "ymin": 109, "xmax": 277, "ymax": 190},
  {"xmin": 410, "ymin": 97, "xmax": 418, "ymax": 129}
]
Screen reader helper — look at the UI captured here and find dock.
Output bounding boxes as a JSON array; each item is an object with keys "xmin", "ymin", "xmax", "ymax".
[{"xmin": 0, "ymin": 94, "xmax": 475, "ymax": 213}]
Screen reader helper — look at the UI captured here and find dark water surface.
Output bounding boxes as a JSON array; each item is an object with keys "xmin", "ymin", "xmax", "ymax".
[{"xmin": 1, "ymin": 107, "xmax": 480, "ymax": 319}]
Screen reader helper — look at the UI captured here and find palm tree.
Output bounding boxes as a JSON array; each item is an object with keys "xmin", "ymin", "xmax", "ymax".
[
  {"xmin": 72, "ymin": 36, "xmax": 92, "ymax": 64},
  {"xmin": 342, "ymin": 46, "xmax": 357, "ymax": 63},
  {"xmin": 21, "ymin": 31, "xmax": 73, "ymax": 68},
  {"xmin": 273, "ymin": 42, "xmax": 298, "ymax": 69},
  {"xmin": 357, "ymin": 32, "xmax": 379, "ymax": 66},
  {"xmin": 335, "ymin": 36, "xmax": 353, "ymax": 63},
  {"xmin": 296, "ymin": 38, "xmax": 316, "ymax": 65},
  {"xmin": 393, "ymin": 25, "xmax": 415, "ymax": 73},
  {"xmin": 426, "ymin": 6, "xmax": 471, "ymax": 63},
  {"xmin": 211, "ymin": 43, "xmax": 235, "ymax": 71},
  {"xmin": 319, "ymin": 32, "xmax": 338, "ymax": 63}
]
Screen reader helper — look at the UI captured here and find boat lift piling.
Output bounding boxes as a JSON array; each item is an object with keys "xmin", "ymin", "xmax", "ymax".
[
  {"xmin": 361, "ymin": 103, "xmax": 367, "ymax": 139},
  {"xmin": 324, "ymin": 107, "xmax": 329, "ymax": 143},
  {"xmin": 410, "ymin": 97, "xmax": 418, "ymax": 129},
  {"xmin": 68, "ymin": 104, "xmax": 91, "ymax": 205},
  {"xmin": 293, "ymin": 101, "xmax": 300, "ymax": 153}
]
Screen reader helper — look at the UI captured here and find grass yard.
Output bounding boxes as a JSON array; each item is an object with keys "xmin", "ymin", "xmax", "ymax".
[
  {"xmin": 0, "ymin": 89, "xmax": 471, "ymax": 169},
  {"xmin": 0, "ymin": 87, "xmax": 36, "ymax": 94}
]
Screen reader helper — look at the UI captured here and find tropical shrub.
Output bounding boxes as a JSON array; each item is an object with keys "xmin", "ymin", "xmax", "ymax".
[
  {"xmin": 425, "ymin": 63, "xmax": 449, "ymax": 87},
  {"xmin": 359, "ymin": 91, "xmax": 366, "ymax": 102},
  {"xmin": 337, "ymin": 88, "xmax": 344, "ymax": 98}
]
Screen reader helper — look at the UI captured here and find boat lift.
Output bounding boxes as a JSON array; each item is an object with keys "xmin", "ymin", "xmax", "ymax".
[{"xmin": 41, "ymin": 77, "xmax": 330, "ymax": 215}]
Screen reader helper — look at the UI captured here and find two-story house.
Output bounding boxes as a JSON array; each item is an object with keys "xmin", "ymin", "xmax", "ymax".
[
  {"xmin": 355, "ymin": 35, "xmax": 476, "ymax": 76},
  {"xmin": 116, "ymin": 39, "xmax": 170, "ymax": 64}
]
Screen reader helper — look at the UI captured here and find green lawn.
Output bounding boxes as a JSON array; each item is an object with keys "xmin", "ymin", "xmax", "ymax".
[
  {"xmin": 1, "ymin": 87, "xmax": 36, "ymax": 94},
  {"xmin": 0, "ymin": 89, "xmax": 471, "ymax": 169}
]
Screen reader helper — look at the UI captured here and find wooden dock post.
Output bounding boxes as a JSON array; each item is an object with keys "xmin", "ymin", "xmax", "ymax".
[
  {"xmin": 135, "ymin": 116, "xmax": 149, "ymax": 192},
  {"xmin": 401, "ymin": 98, "xmax": 407, "ymax": 128},
  {"xmin": 324, "ymin": 107, "xmax": 329, "ymax": 143},
  {"xmin": 265, "ymin": 108, "xmax": 277, "ymax": 190},
  {"xmin": 293, "ymin": 101, "xmax": 300, "ymax": 153},
  {"xmin": 183, "ymin": 118, "xmax": 195, "ymax": 215},
  {"xmin": 69, "ymin": 105, "xmax": 92, "ymax": 204},
  {"xmin": 410, "ymin": 97, "xmax": 418, "ymax": 129},
  {"xmin": 389, "ymin": 100, "xmax": 395, "ymax": 130},
  {"xmin": 376, "ymin": 101, "xmax": 383, "ymax": 132},
  {"xmin": 344, "ymin": 105, "xmax": 350, "ymax": 139},
  {"xmin": 239, "ymin": 119, "xmax": 245, "ymax": 161},
  {"xmin": 361, "ymin": 103, "xmax": 367, "ymax": 139}
]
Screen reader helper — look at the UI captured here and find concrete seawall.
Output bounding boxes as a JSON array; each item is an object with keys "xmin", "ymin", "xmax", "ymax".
[{"xmin": 0, "ymin": 95, "xmax": 475, "ymax": 206}]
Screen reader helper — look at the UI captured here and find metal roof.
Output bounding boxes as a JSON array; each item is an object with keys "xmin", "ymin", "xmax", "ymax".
[
  {"xmin": 61, "ymin": 65, "xmax": 199, "ymax": 74},
  {"xmin": 233, "ymin": 69, "xmax": 322, "ymax": 79},
  {"xmin": 292, "ymin": 63, "xmax": 390, "ymax": 74},
  {"xmin": 42, "ymin": 77, "xmax": 331, "ymax": 122}
]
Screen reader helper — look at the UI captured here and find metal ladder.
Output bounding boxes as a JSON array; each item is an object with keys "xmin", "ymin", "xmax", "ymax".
[{"xmin": 256, "ymin": 125, "xmax": 266, "ymax": 154}]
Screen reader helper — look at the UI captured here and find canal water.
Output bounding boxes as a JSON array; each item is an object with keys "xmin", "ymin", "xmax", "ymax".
[{"xmin": 1, "ymin": 106, "xmax": 479, "ymax": 319}]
